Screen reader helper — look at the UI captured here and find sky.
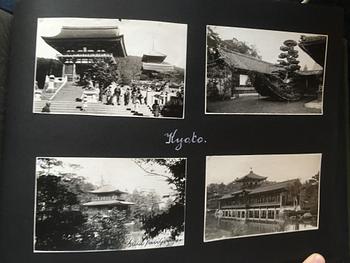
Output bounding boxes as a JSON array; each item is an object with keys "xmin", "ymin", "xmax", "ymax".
[
  {"xmin": 36, "ymin": 18, "xmax": 187, "ymax": 68},
  {"xmin": 36, "ymin": 157, "xmax": 183, "ymax": 197},
  {"xmin": 208, "ymin": 25, "xmax": 326, "ymax": 71},
  {"xmin": 206, "ymin": 153, "xmax": 322, "ymax": 185}
]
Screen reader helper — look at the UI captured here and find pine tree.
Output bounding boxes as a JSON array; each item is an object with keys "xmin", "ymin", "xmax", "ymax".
[{"xmin": 277, "ymin": 39, "xmax": 301, "ymax": 82}]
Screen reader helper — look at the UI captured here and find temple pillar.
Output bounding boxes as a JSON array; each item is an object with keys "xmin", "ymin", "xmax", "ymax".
[
  {"xmin": 280, "ymin": 193, "xmax": 283, "ymax": 207},
  {"xmin": 62, "ymin": 64, "xmax": 66, "ymax": 78},
  {"xmin": 73, "ymin": 63, "xmax": 77, "ymax": 82}
]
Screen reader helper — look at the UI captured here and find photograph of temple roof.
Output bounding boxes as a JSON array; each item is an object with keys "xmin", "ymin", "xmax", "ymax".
[
  {"xmin": 206, "ymin": 25, "xmax": 327, "ymax": 115},
  {"xmin": 34, "ymin": 157, "xmax": 186, "ymax": 252},
  {"xmin": 204, "ymin": 153, "xmax": 321, "ymax": 241},
  {"xmin": 33, "ymin": 18, "xmax": 187, "ymax": 118}
]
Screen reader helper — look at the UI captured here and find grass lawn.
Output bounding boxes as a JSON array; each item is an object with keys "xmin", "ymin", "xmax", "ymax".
[{"xmin": 207, "ymin": 96, "xmax": 321, "ymax": 114}]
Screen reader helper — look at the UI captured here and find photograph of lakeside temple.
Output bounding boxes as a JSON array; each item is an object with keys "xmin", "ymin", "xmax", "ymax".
[
  {"xmin": 206, "ymin": 25, "xmax": 327, "ymax": 115},
  {"xmin": 34, "ymin": 157, "xmax": 186, "ymax": 252},
  {"xmin": 33, "ymin": 18, "xmax": 187, "ymax": 118},
  {"xmin": 204, "ymin": 154, "xmax": 321, "ymax": 241}
]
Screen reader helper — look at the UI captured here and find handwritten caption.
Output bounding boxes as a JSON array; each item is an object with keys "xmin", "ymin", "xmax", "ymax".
[{"xmin": 164, "ymin": 129, "xmax": 207, "ymax": 151}]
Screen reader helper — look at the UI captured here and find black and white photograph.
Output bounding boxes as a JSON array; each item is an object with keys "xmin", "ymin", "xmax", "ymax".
[
  {"xmin": 34, "ymin": 157, "xmax": 186, "ymax": 252},
  {"xmin": 33, "ymin": 18, "xmax": 187, "ymax": 118},
  {"xmin": 206, "ymin": 26, "xmax": 327, "ymax": 115},
  {"xmin": 204, "ymin": 153, "xmax": 321, "ymax": 241}
]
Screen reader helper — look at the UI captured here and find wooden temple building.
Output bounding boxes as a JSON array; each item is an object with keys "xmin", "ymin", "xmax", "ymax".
[
  {"xmin": 214, "ymin": 170, "xmax": 301, "ymax": 222},
  {"xmin": 141, "ymin": 50, "xmax": 174, "ymax": 79},
  {"xmin": 82, "ymin": 184, "xmax": 134, "ymax": 216},
  {"xmin": 298, "ymin": 35, "xmax": 327, "ymax": 68},
  {"xmin": 42, "ymin": 26, "xmax": 127, "ymax": 81},
  {"xmin": 207, "ymin": 35, "xmax": 327, "ymax": 101}
]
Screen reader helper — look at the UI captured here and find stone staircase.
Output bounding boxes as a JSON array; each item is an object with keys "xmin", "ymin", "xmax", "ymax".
[
  {"xmin": 234, "ymin": 86, "xmax": 258, "ymax": 97},
  {"xmin": 51, "ymin": 82, "xmax": 84, "ymax": 101},
  {"xmin": 34, "ymin": 100, "xmax": 154, "ymax": 117},
  {"xmin": 40, "ymin": 90, "xmax": 56, "ymax": 101}
]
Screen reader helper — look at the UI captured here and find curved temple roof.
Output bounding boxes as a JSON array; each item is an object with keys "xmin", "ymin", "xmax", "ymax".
[
  {"xmin": 88, "ymin": 184, "xmax": 127, "ymax": 195},
  {"xmin": 83, "ymin": 200, "xmax": 134, "ymax": 207},
  {"xmin": 235, "ymin": 170, "xmax": 267, "ymax": 182},
  {"xmin": 298, "ymin": 35, "xmax": 327, "ymax": 67},
  {"xmin": 142, "ymin": 62, "xmax": 174, "ymax": 73},
  {"xmin": 219, "ymin": 179, "xmax": 300, "ymax": 201},
  {"xmin": 249, "ymin": 179, "xmax": 299, "ymax": 194},
  {"xmin": 216, "ymin": 48, "xmax": 283, "ymax": 75},
  {"xmin": 142, "ymin": 50, "xmax": 167, "ymax": 63},
  {"xmin": 42, "ymin": 26, "xmax": 127, "ymax": 57}
]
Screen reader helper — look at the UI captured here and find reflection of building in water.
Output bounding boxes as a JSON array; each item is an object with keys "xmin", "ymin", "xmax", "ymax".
[
  {"xmin": 42, "ymin": 26, "xmax": 127, "ymax": 81},
  {"xmin": 212, "ymin": 169, "xmax": 301, "ymax": 222},
  {"xmin": 83, "ymin": 184, "xmax": 134, "ymax": 216}
]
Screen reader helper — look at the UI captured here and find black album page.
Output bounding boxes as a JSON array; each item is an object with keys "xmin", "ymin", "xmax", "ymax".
[{"xmin": 0, "ymin": 0, "xmax": 348, "ymax": 262}]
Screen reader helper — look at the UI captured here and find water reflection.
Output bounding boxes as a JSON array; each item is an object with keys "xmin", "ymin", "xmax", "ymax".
[{"xmin": 205, "ymin": 214, "xmax": 317, "ymax": 241}]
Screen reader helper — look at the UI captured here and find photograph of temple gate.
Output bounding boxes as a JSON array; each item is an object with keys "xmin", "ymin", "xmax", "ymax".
[
  {"xmin": 33, "ymin": 18, "xmax": 187, "ymax": 118},
  {"xmin": 204, "ymin": 153, "xmax": 321, "ymax": 241},
  {"xmin": 34, "ymin": 157, "xmax": 186, "ymax": 252},
  {"xmin": 206, "ymin": 25, "xmax": 327, "ymax": 115}
]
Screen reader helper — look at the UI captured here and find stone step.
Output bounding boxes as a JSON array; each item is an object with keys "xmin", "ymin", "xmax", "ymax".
[
  {"xmin": 52, "ymin": 82, "xmax": 84, "ymax": 101},
  {"xmin": 234, "ymin": 86, "xmax": 257, "ymax": 94},
  {"xmin": 34, "ymin": 101, "xmax": 153, "ymax": 117}
]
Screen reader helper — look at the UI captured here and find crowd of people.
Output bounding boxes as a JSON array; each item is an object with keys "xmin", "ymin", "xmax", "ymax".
[{"xmin": 82, "ymin": 80, "xmax": 165, "ymax": 117}]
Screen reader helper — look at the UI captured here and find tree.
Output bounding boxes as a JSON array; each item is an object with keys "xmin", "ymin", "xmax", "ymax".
[
  {"xmin": 60, "ymin": 175, "xmax": 95, "ymax": 204},
  {"xmin": 133, "ymin": 159, "xmax": 186, "ymax": 240},
  {"xmin": 37, "ymin": 158, "xmax": 95, "ymax": 204},
  {"xmin": 115, "ymin": 56, "xmax": 142, "ymax": 84},
  {"xmin": 207, "ymin": 26, "xmax": 261, "ymax": 62},
  {"xmin": 82, "ymin": 59, "xmax": 118, "ymax": 93},
  {"xmin": 300, "ymin": 172, "xmax": 320, "ymax": 215},
  {"xmin": 35, "ymin": 58, "xmax": 63, "ymax": 89},
  {"xmin": 206, "ymin": 27, "xmax": 262, "ymax": 101},
  {"xmin": 277, "ymin": 39, "xmax": 301, "ymax": 81},
  {"xmin": 286, "ymin": 180, "xmax": 302, "ymax": 206},
  {"xmin": 35, "ymin": 158, "xmax": 131, "ymax": 251},
  {"xmin": 128, "ymin": 189, "xmax": 161, "ymax": 222},
  {"xmin": 160, "ymin": 91, "xmax": 184, "ymax": 118},
  {"xmin": 35, "ymin": 174, "xmax": 87, "ymax": 251},
  {"xmin": 35, "ymin": 158, "xmax": 99, "ymax": 251},
  {"xmin": 37, "ymin": 157, "xmax": 63, "ymax": 175},
  {"xmin": 80, "ymin": 209, "xmax": 128, "ymax": 250}
]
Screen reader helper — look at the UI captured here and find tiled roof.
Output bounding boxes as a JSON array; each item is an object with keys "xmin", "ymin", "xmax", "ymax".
[
  {"xmin": 142, "ymin": 50, "xmax": 167, "ymax": 63},
  {"xmin": 298, "ymin": 35, "xmax": 327, "ymax": 67},
  {"xmin": 219, "ymin": 190, "xmax": 249, "ymax": 200},
  {"xmin": 88, "ymin": 185, "xmax": 127, "ymax": 194},
  {"xmin": 42, "ymin": 26, "xmax": 127, "ymax": 57},
  {"xmin": 142, "ymin": 62, "xmax": 174, "ymax": 72},
  {"xmin": 249, "ymin": 179, "xmax": 299, "ymax": 195},
  {"xmin": 45, "ymin": 26, "xmax": 121, "ymax": 39},
  {"xmin": 83, "ymin": 200, "xmax": 134, "ymax": 207},
  {"xmin": 296, "ymin": 70, "xmax": 323, "ymax": 76},
  {"xmin": 236, "ymin": 170, "xmax": 267, "ymax": 182},
  {"xmin": 218, "ymin": 48, "xmax": 283, "ymax": 74},
  {"xmin": 299, "ymin": 36, "xmax": 326, "ymax": 45}
]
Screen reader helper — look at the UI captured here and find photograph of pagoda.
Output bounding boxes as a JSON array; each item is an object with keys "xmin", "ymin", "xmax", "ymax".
[
  {"xmin": 33, "ymin": 18, "xmax": 187, "ymax": 118},
  {"xmin": 206, "ymin": 25, "xmax": 327, "ymax": 115},
  {"xmin": 204, "ymin": 153, "xmax": 321, "ymax": 241},
  {"xmin": 34, "ymin": 157, "xmax": 186, "ymax": 252}
]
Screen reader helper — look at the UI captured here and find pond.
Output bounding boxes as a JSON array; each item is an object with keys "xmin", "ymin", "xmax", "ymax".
[{"xmin": 205, "ymin": 214, "xmax": 317, "ymax": 241}]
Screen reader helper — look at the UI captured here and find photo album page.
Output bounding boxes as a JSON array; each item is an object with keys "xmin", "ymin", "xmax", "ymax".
[{"xmin": 0, "ymin": 0, "xmax": 348, "ymax": 262}]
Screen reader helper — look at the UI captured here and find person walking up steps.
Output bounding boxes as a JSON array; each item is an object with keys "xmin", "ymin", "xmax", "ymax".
[
  {"xmin": 81, "ymin": 94, "xmax": 88, "ymax": 111},
  {"xmin": 124, "ymin": 87, "xmax": 130, "ymax": 106}
]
